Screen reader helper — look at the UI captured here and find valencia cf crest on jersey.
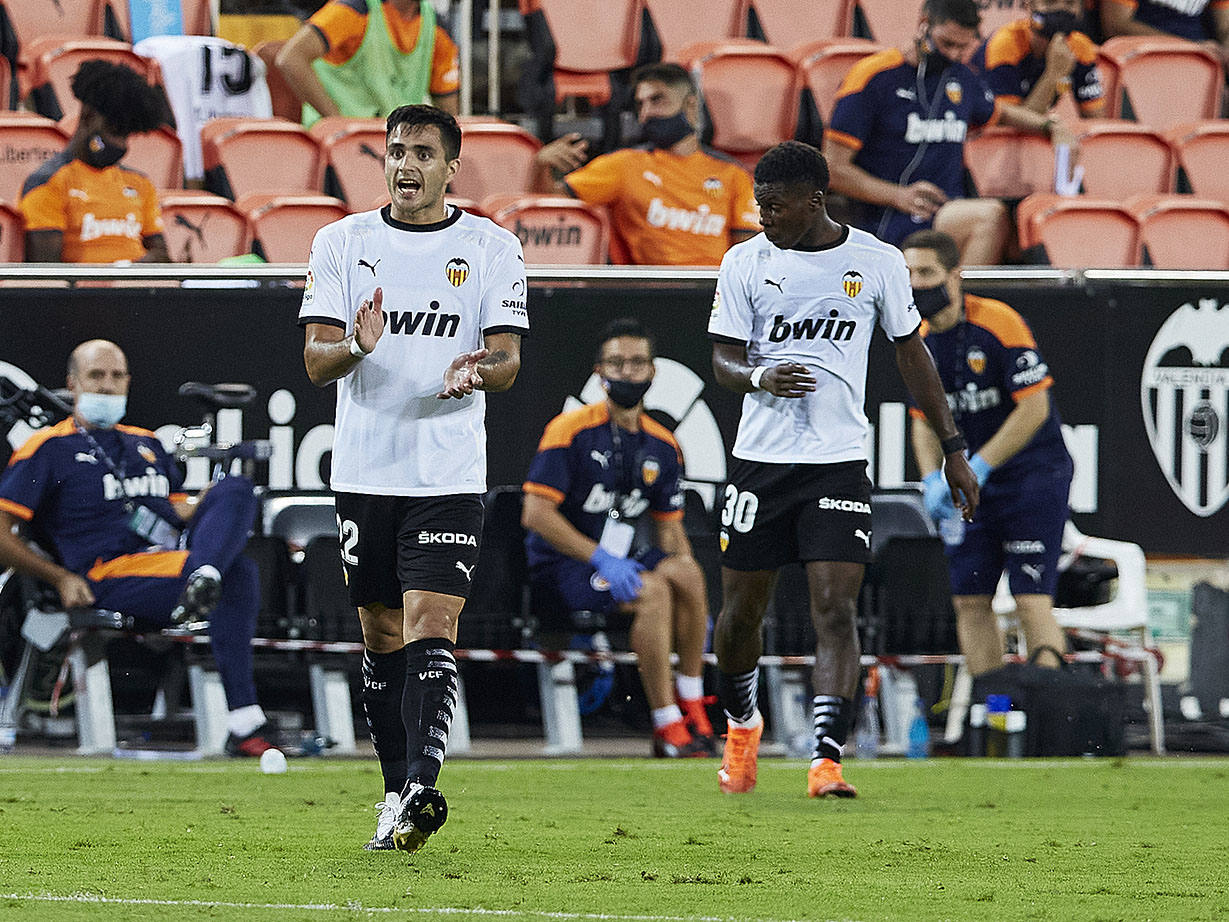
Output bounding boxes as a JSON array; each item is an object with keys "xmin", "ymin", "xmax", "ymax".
[
  {"xmin": 966, "ymin": 346, "xmax": 987, "ymax": 375},
  {"xmin": 445, "ymin": 257, "xmax": 470, "ymax": 287},
  {"xmin": 703, "ymin": 177, "xmax": 724, "ymax": 196},
  {"xmin": 842, "ymin": 270, "xmax": 863, "ymax": 299},
  {"xmin": 138, "ymin": 444, "xmax": 157, "ymax": 464},
  {"xmin": 945, "ymin": 81, "xmax": 963, "ymax": 105},
  {"xmin": 642, "ymin": 457, "xmax": 660, "ymax": 486}
]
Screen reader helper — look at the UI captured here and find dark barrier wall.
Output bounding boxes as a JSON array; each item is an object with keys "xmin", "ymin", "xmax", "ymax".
[{"xmin": 0, "ymin": 274, "xmax": 1225, "ymax": 555}]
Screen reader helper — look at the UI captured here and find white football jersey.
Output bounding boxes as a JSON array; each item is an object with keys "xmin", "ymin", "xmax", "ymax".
[
  {"xmin": 708, "ymin": 226, "xmax": 919, "ymax": 464},
  {"xmin": 299, "ymin": 206, "xmax": 528, "ymax": 496}
]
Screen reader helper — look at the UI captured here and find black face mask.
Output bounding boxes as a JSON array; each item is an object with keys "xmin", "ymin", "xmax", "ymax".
[
  {"xmin": 639, "ymin": 112, "xmax": 694, "ymax": 149},
  {"xmin": 81, "ymin": 133, "xmax": 126, "ymax": 169},
  {"xmin": 912, "ymin": 284, "xmax": 952, "ymax": 319},
  {"xmin": 1031, "ymin": 10, "xmax": 1081, "ymax": 38},
  {"xmin": 920, "ymin": 33, "xmax": 954, "ymax": 75},
  {"xmin": 603, "ymin": 377, "xmax": 652, "ymax": 409}
]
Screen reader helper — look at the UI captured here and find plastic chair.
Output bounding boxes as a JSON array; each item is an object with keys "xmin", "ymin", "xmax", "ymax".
[
  {"xmin": 1167, "ymin": 120, "xmax": 1229, "ymax": 202},
  {"xmin": 158, "ymin": 191, "xmax": 252, "ymax": 264},
  {"xmin": 202, "ymin": 117, "xmax": 322, "ymax": 201},
  {"xmin": 0, "ymin": 199, "xmax": 23, "ymax": 261},
  {"xmin": 681, "ymin": 39, "xmax": 799, "ymax": 170},
  {"xmin": 751, "ymin": 0, "xmax": 851, "ymax": 47},
  {"xmin": 0, "ymin": 112, "xmax": 67, "ymax": 205},
  {"xmin": 1097, "ymin": 36, "xmax": 1222, "ymax": 130},
  {"xmin": 643, "ymin": 0, "xmax": 745, "ymax": 63},
  {"xmin": 0, "ymin": 0, "xmax": 100, "ymax": 55},
  {"xmin": 451, "ymin": 118, "xmax": 541, "ymax": 205},
  {"xmin": 238, "ymin": 193, "xmax": 348, "ymax": 263},
  {"xmin": 262, "ymin": 494, "xmax": 337, "ymax": 559},
  {"xmin": 964, "ymin": 125, "xmax": 1054, "ymax": 199},
  {"xmin": 21, "ymin": 36, "xmax": 165, "ymax": 124},
  {"xmin": 308, "ymin": 116, "xmax": 386, "ymax": 207},
  {"xmin": 487, "ymin": 195, "xmax": 610, "ymax": 265},
  {"xmin": 58, "ymin": 114, "xmax": 183, "ymax": 191},
  {"xmin": 1127, "ymin": 193, "xmax": 1229, "ymax": 270},
  {"xmin": 790, "ymin": 37, "xmax": 888, "ymax": 125},
  {"xmin": 851, "ymin": 0, "xmax": 924, "ymax": 49},
  {"xmin": 1075, "ymin": 119, "xmax": 1173, "ymax": 197},
  {"xmin": 252, "ymin": 40, "xmax": 302, "ymax": 123},
  {"xmin": 538, "ymin": 0, "xmax": 641, "ymax": 105},
  {"xmin": 1016, "ymin": 193, "xmax": 1140, "ymax": 268}
]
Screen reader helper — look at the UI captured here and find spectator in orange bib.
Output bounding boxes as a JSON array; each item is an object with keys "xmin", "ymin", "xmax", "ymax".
[
  {"xmin": 532, "ymin": 63, "xmax": 760, "ymax": 266},
  {"xmin": 19, "ymin": 60, "xmax": 170, "ymax": 264}
]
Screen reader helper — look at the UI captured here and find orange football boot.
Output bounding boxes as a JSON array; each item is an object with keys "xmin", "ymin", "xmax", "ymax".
[
  {"xmin": 717, "ymin": 717, "xmax": 763, "ymax": 793},
  {"xmin": 807, "ymin": 758, "xmax": 857, "ymax": 798}
]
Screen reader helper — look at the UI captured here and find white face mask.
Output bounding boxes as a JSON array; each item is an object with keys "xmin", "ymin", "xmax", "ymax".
[{"xmin": 76, "ymin": 392, "xmax": 127, "ymax": 428}]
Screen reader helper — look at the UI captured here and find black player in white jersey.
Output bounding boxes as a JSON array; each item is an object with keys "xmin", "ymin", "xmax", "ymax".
[
  {"xmin": 706, "ymin": 141, "xmax": 978, "ymax": 799},
  {"xmin": 298, "ymin": 105, "xmax": 528, "ymax": 854}
]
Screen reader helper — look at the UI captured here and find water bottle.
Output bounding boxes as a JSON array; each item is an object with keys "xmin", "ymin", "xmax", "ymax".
[
  {"xmin": 906, "ymin": 697, "xmax": 931, "ymax": 759},
  {"xmin": 855, "ymin": 671, "xmax": 881, "ymax": 760},
  {"xmin": 966, "ymin": 702, "xmax": 987, "ymax": 757},
  {"xmin": 985, "ymin": 694, "xmax": 1011, "ymax": 757},
  {"xmin": 1005, "ymin": 710, "xmax": 1027, "ymax": 759}
]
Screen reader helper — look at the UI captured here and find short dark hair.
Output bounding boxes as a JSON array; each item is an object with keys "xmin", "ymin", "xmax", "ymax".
[
  {"xmin": 630, "ymin": 62, "xmax": 696, "ymax": 96},
  {"xmin": 901, "ymin": 229, "xmax": 961, "ymax": 271},
  {"xmin": 753, "ymin": 141, "xmax": 830, "ymax": 192},
  {"xmin": 595, "ymin": 317, "xmax": 656, "ymax": 362},
  {"xmin": 71, "ymin": 59, "xmax": 166, "ymax": 135},
  {"xmin": 386, "ymin": 105, "xmax": 462, "ymax": 160},
  {"xmin": 922, "ymin": 0, "xmax": 981, "ymax": 28}
]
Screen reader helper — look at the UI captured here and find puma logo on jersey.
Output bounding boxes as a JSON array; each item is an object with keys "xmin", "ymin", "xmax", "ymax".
[
  {"xmin": 642, "ymin": 170, "xmax": 663, "ymax": 186},
  {"xmin": 764, "ymin": 277, "xmax": 784, "ymax": 292},
  {"xmin": 855, "ymin": 529, "xmax": 872, "ymax": 548},
  {"xmin": 591, "ymin": 450, "xmax": 610, "ymax": 469},
  {"xmin": 1021, "ymin": 563, "xmax": 1044, "ymax": 583},
  {"xmin": 455, "ymin": 561, "xmax": 474, "ymax": 580},
  {"xmin": 358, "ymin": 258, "xmax": 380, "ymax": 276},
  {"xmin": 75, "ymin": 452, "xmax": 98, "ymax": 464}
]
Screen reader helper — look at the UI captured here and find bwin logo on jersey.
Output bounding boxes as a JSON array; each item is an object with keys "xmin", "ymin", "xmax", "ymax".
[
  {"xmin": 769, "ymin": 310, "xmax": 856, "ymax": 343},
  {"xmin": 388, "ymin": 301, "xmax": 461, "ymax": 338},
  {"xmin": 445, "ymin": 257, "xmax": 470, "ymax": 287},
  {"xmin": 1141, "ymin": 298, "xmax": 1229, "ymax": 517},
  {"xmin": 842, "ymin": 270, "xmax": 863, "ymax": 299}
]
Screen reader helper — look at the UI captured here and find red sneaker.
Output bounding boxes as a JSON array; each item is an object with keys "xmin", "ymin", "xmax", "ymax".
[
  {"xmin": 652, "ymin": 719, "xmax": 710, "ymax": 758},
  {"xmin": 679, "ymin": 696, "xmax": 718, "ymax": 755}
]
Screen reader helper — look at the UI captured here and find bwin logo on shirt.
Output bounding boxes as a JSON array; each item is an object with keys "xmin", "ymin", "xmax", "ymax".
[
  {"xmin": 387, "ymin": 301, "xmax": 461, "ymax": 338},
  {"xmin": 768, "ymin": 310, "xmax": 856, "ymax": 343}
]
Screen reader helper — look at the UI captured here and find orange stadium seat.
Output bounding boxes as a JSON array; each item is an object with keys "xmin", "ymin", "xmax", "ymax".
[
  {"xmin": 964, "ymin": 125, "xmax": 1053, "ymax": 199},
  {"xmin": 451, "ymin": 118, "xmax": 541, "ymax": 205},
  {"xmin": 538, "ymin": 0, "xmax": 641, "ymax": 105},
  {"xmin": 158, "ymin": 191, "xmax": 252, "ymax": 264},
  {"xmin": 253, "ymin": 40, "xmax": 303, "ymax": 122},
  {"xmin": 1097, "ymin": 36, "xmax": 1222, "ymax": 130},
  {"xmin": 1127, "ymin": 193, "xmax": 1229, "ymax": 270},
  {"xmin": 0, "ymin": 199, "xmax": 23, "ymax": 261},
  {"xmin": 851, "ymin": 0, "xmax": 923, "ymax": 49},
  {"xmin": 791, "ymin": 38, "xmax": 886, "ymax": 125},
  {"xmin": 202, "ymin": 118, "xmax": 322, "ymax": 201},
  {"xmin": 309, "ymin": 116, "xmax": 386, "ymax": 207},
  {"xmin": 682, "ymin": 40, "xmax": 799, "ymax": 170},
  {"xmin": 488, "ymin": 195, "xmax": 610, "ymax": 265},
  {"xmin": 1167, "ymin": 121, "xmax": 1229, "ymax": 203},
  {"xmin": 751, "ymin": 0, "xmax": 851, "ymax": 47},
  {"xmin": 21, "ymin": 37, "xmax": 164, "ymax": 124},
  {"xmin": 58, "ymin": 114, "xmax": 183, "ymax": 190},
  {"xmin": 238, "ymin": 193, "xmax": 348, "ymax": 264},
  {"xmin": 0, "ymin": 112, "xmax": 67, "ymax": 205},
  {"xmin": 0, "ymin": 0, "xmax": 101, "ymax": 56},
  {"xmin": 1074, "ymin": 120, "xmax": 1172, "ymax": 197},
  {"xmin": 1016, "ymin": 193, "xmax": 1140, "ymax": 268},
  {"xmin": 643, "ymin": 0, "xmax": 745, "ymax": 63}
]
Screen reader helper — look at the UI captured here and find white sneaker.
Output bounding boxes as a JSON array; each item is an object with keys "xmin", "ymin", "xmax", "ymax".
[{"xmin": 363, "ymin": 791, "xmax": 401, "ymax": 851}]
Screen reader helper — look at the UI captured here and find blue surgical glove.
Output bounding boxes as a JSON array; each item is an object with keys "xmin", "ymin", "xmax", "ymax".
[
  {"xmin": 969, "ymin": 453, "xmax": 993, "ymax": 487},
  {"xmin": 589, "ymin": 547, "xmax": 645, "ymax": 604},
  {"xmin": 922, "ymin": 469, "xmax": 958, "ymax": 523}
]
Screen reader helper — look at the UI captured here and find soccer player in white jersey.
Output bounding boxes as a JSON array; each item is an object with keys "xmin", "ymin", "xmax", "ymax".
[
  {"xmin": 707, "ymin": 141, "xmax": 978, "ymax": 799},
  {"xmin": 298, "ymin": 105, "xmax": 528, "ymax": 853}
]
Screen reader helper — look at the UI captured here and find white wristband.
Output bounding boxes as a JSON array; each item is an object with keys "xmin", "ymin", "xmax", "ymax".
[
  {"xmin": 748, "ymin": 366, "xmax": 766, "ymax": 390},
  {"xmin": 348, "ymin": 335, "xmax": 368, "ymax": 358}
]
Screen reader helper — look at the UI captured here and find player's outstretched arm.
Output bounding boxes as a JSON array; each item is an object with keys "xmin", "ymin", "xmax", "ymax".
[
  {"xmin": 304, "ymin": 288, "xmax": 386, "ymax": 387},
  {"xmin": 894, "ymin": 331, "xmax": 979, "ymax": 520},
  {"xmin": 712, "ymin": 341, "xmax": 815, "ymax": 397}
]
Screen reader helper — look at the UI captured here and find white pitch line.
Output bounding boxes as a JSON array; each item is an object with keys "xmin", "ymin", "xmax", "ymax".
[{"xmin": 0, "ymin": 894, "xmax": 850, "ymax": 922}]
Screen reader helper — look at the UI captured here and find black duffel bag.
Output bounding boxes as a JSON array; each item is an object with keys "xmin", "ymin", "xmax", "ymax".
[{"xmin": 967, "ymin": 647, "xmax": 1127, "ymax": 757}]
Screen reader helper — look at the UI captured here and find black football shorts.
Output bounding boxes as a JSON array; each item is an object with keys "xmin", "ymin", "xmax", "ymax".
[{"xmin": 333, "ymin": 492, "xmax": 484, "ymax": 608}]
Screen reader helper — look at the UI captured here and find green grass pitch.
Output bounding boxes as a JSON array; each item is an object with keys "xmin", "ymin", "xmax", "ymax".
[{"xmin": 0, "ymin": 755, "xmax": 1226, "ymax": 921}]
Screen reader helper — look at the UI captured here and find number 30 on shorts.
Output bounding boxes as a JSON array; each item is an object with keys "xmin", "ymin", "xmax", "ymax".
[
  {"xmin": 337, "ymin": 516, "xmax": 360, "ymax": 565},
  {"xmin": 721, "ymin": 485, "xmax": 759, "ymax": 533}
]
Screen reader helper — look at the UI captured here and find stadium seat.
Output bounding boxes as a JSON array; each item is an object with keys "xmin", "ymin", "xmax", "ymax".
[
  {"xmin": 0, "ymin": 112, "xmax": 67, "ymax": 205},
  {"xmin": 750, "ymin": 0, "xmax": 851, "ymax": 48},
  {"xmin": 487, "ymin": 195, "xmax": 610, "ymax": 265},
  {"xmin": 964, "ymin": 125, "xmax": 1053, "ymax": 199},
  {"xmin": 0, "ymin": 0, "xmax": 100, "ymax": 63},
  {"xmin": 537, "ymin": 0, "xmax": 641, "ymax": 105},
  {"xmin": 790, "ymin": 37, "xmax": 887, "ymax": 126},
  {"xmin": 202, "ymin": 117, "xmax": 322, "ymax": 201},
  {"xmin": 237, "ymin": 192, "xmax": 348, "ymax": 263},
  {"xmin": 308, "ymin": 116, "xmax": 386, "ymax": 207},
  {"xmin": 158, "ymin": 191, "xmax": 252, "ymax": 264},
  {"xmin": 1016, "ymin": 193, "xmax": 1139, "ymax": 268},
  {"xmin": 57, "ymin": 114, "xmax": 183, "ymax": 190},
  {"xmin": 643, "ymin": 0, "xmax": 745, "ymax": 63},
  {"xmin": 1126, "ymin": 193, "xmax": 1229, "ymax": 270},
  {"xmin": 0, "ymin": 199, "xmax": 23, "ymax": 261},
  {"xmin": 681, "ymin": 40, "xmax": 799, "ymax": 170},
  {"xmin": 451, "ymin": 118, "xmax": 541, "ymax": 205},
  {"xmin": 1097, "ymin": 36, "xmax": 1222, "ymax": 130},
  {"xmin": 850, "ymin": 0, "xmax": 924, "ymax": 49},
  {"xmin": 263, "ymin": 493, "xmax": 337, "ymax": 559},
  {"xmin": 21, "ymin": 36, "xmax": 166, "ymax": 124},
  {"xmin": 1074, "ymin": 120, "xmax": 1173, "ymax": 197},
  {"xmin": 252, "ymin": 40, "xmax": 302, "ymax": 123},
  {"xmin": 1167, "ymin": 121, "xmax": 1229, "ymax": 202}
]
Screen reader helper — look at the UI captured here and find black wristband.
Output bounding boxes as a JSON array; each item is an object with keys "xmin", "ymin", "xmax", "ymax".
[{"xmin": 940, "ymin": 433, "xmax": 967, "ymax": 455}]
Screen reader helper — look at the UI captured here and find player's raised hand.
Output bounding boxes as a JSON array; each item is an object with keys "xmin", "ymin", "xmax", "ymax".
[
  {"xmin": 761, "ymin": 362, "xmax": 817, "ymax": 398},
  {"xmin": 353, "ymin": 287, "xmax": 385, "ymax": 355},
  {"xmin": 438, "ymin": 348, "xmax": 490, "ymax": 399}
]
